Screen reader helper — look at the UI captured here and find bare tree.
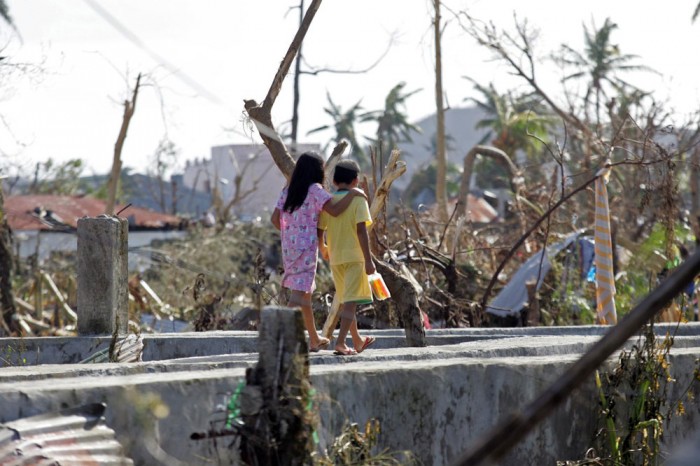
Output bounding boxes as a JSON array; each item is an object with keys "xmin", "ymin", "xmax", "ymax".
[
  {"xmin": 433, "ymin": 0, "xmax": 448, "ymax": 222},
  {"xmin": 209, "ymin": 148, "xmax": 267, "ymax": 228},
  {"xmin": 105, "ymin": 73, "xmax": 142, "ymax": 215}
]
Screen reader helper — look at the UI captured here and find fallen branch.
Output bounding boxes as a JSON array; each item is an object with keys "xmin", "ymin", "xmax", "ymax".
[{"xmin": 42, "ymin": 271, "xmax": 77, "ymax": 322}]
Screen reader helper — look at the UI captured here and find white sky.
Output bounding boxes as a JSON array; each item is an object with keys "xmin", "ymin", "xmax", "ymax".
[{"xmin": 2, "ymin": 0, "xmax": 700, "ymax": 176}]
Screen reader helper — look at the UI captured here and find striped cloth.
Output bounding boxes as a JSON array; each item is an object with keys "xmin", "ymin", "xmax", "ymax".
[{"xmin": 594, "ymin": 164, "xmax": 617, "ymax": 325}]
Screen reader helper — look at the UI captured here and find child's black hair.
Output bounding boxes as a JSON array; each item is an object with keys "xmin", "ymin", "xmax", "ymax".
[
  {"xmin": 283, "ymin": 151, "xmax": 325, "ymax": 213},
  {"xmin": 333, "ymin": 159, "xmax": 360, "ymax": 185}
]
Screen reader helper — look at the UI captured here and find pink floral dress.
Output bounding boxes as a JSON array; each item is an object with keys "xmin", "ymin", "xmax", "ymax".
[{"xmin": 276, "ymin": 183, "xmax": 332, "ymax": 292}]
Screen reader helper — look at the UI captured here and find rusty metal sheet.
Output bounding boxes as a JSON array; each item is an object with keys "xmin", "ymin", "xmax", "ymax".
[{"xmin": 0, "ymin": 403, "xmax": 133, "ymax": 465}]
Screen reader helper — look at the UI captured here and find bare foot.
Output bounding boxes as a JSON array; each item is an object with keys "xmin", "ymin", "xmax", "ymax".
[
  {"xmin": 333, "ymin": 345, "xmax": 357, "ymax": 356},
  {"xmin": 310, "ymin": 337, "xmax": 330, "ymax": 352}
]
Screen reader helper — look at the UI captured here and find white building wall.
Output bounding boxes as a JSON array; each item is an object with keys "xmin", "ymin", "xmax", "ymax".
[{"xmin": 183, "ymin": 143, "xmax": 321, "ymax": 220}]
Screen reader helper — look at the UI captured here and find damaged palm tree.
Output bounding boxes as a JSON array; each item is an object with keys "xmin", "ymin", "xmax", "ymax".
[{"xmin": 244, "ymin": 0, "xmax": 425, "ymax": 346}]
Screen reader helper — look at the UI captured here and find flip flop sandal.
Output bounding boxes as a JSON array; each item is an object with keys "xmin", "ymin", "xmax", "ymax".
[
  {"xmin": 357, "ymin": 336, "xmax": 376, "ymax": 353},
  {"xmin": 333, "ymin": 348, "xmax": 358, "ymax": 356}
]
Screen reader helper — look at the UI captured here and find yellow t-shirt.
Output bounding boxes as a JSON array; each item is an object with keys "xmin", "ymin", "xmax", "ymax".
[{"xmin": 318, "ymin": 192, "xmax": 372, "ymax": 265}]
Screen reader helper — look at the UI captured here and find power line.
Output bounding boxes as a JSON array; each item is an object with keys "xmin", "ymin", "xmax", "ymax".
[{"xmin": 81, "ymin": 0, "xmax": 252, "ymax": 139}]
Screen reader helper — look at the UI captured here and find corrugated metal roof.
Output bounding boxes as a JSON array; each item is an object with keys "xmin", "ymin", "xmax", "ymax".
[
  {"xmin": 0, "ymin": 403, "xmax": 134, "ymax": 465},
  {"xmin": 4, "ymin": 195, "xmax": 182, "ymax": 231}
]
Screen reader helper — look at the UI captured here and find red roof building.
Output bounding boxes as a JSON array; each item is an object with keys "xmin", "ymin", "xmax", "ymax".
[{"xmin": 4, "ymin": 195, "xmax": 183, "ymax": 231}]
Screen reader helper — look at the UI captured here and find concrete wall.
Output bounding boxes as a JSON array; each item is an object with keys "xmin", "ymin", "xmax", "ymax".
[{"xmin": 0, "ymin": 326, "xmax": 699, "ymax": 465}]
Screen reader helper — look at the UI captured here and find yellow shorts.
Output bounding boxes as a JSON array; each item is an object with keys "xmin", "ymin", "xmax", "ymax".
[{"xmin": 331, "ymin": 262, "xmax": 373, "ymax": 304}]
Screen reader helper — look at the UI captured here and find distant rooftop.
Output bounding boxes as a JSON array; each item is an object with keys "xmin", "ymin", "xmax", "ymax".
[{"xmin": 4, "ymin": 195, "xmax": 184, "ymax": 231}]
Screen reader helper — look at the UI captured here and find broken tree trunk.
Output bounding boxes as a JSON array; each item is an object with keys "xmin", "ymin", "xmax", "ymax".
[
  {"xmin": 239, "ymin": 306, "xmax": 312, "ymax": 465},
  {"xmin": 105, "ymin": 73, "xmax": 142, "ymax": 215},
  {"xmin": 375, "ymin": 259, "xmax": 426, "ymax": 346},
  {"xmin": 244, "ymin": 0, "xmax": 324, "ymax": 181},
  {"xmin": 0, "ymin": 183, "xmax": 18, "ymax": 335}
]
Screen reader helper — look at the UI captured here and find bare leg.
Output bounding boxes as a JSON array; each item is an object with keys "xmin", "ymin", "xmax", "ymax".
[
  {"xmin": 289, "ymin": 290, "xmax": 328, "ymax": 349},
  {"xmin": 350, "ymin": 319, "xmax": 364, "ymax": 349},
  {"xmin": 335, "ymin": 302, "xmax": 357, "ymax": 354}
]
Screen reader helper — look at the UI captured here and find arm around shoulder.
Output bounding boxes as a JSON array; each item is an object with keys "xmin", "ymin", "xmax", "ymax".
[{"xmin": 322, "ymin": 189, "xmax": 363, "ymax": 217}]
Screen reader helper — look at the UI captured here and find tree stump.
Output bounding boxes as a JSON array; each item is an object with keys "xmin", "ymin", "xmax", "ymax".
[
  {"xmin": 239, "ymin": 306, "xmax": 313, "ymax": 465},
  {"xmin": 375, "ymin": 259, "xmax": 427, "ymax": 347}
]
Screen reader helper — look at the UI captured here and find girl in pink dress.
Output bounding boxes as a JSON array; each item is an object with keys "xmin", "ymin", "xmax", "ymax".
[{"xmin": 271, "ymin": 152, "xmax": 365, "ymax": 351}]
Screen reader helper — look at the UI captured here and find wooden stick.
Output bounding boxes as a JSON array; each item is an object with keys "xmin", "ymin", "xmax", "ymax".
[
  {"xmin": 13, "ymin": 296, "xmax": 35, "ymax": 314},
  {"xmin": 41, "ymin": 271, "xmax": 77, "ymax": 322},
  {"xmin": 139, "ymin": 279, "xmax": 164, "ymax": 319}
]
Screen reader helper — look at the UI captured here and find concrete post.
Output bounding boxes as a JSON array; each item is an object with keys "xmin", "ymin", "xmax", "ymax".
[
  {"xmin": 239, "ymin": 306, "xmax": 312, "ymax": 465},
  {"xmin": 77, "ymin": 215, "xmax": 128, "ymax": 335}
]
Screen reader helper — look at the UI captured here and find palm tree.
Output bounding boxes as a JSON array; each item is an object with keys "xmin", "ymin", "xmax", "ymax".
[
  {"xmin": 465, "ymin": 78, "xmax": 553, "ymax": 159},
  {"xmin": 371, "ymin": 82, "xmax": 422, "ymax": 153},
  {"xmin": 307, "ymin": 93, "xmax": 374, "ymax": 166},
  {"xmin": 557, "ymin": 18, "xmax": 652, "ymax": 124}
]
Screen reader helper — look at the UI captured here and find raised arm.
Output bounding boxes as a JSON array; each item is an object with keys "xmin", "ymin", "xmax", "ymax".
[
  {"xmin": 356, "ymin": 221, "xmax": 376, "ymax": 275},
  {"xmin": 271, "ymin": 208, "xmax": 281, "ymax": 230},
  {"xmin": 322, "ymin": 188, "xmax": 367, "ymax": 217}
]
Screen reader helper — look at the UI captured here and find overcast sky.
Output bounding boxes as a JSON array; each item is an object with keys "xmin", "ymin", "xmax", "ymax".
[{"xmin": 2, "ymin": 0, "xmax": 700, "ymax": 176}]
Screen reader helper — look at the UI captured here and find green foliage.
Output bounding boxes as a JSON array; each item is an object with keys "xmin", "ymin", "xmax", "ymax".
[
  {"xmin": 562, "ymin": 326, "xmax": 700, "ymax": 465},
  {"xmin": 542, "ymin": 258, "xmax": 596, "ymax": 326},
  {"xmin": 371, "ymin": 82, "xmax": 422, "ymax": 152},
  {"xmin": 465, "ymin": 78, "xmax": 554, "ymax": 159},
  {"xmin": 28, "ymin": 158, "xmax": 88, "ymax": 195},
  {"xmin": 307, "ymin": 93, "xmax": 375, "ymax": 167},
  {"xmin": 308, "ymin": 82, "xmax": 421, "ymax": 167},
  {"xmin": 555, "ymin": 17, "xmax": 654, "ymax": 122}
]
